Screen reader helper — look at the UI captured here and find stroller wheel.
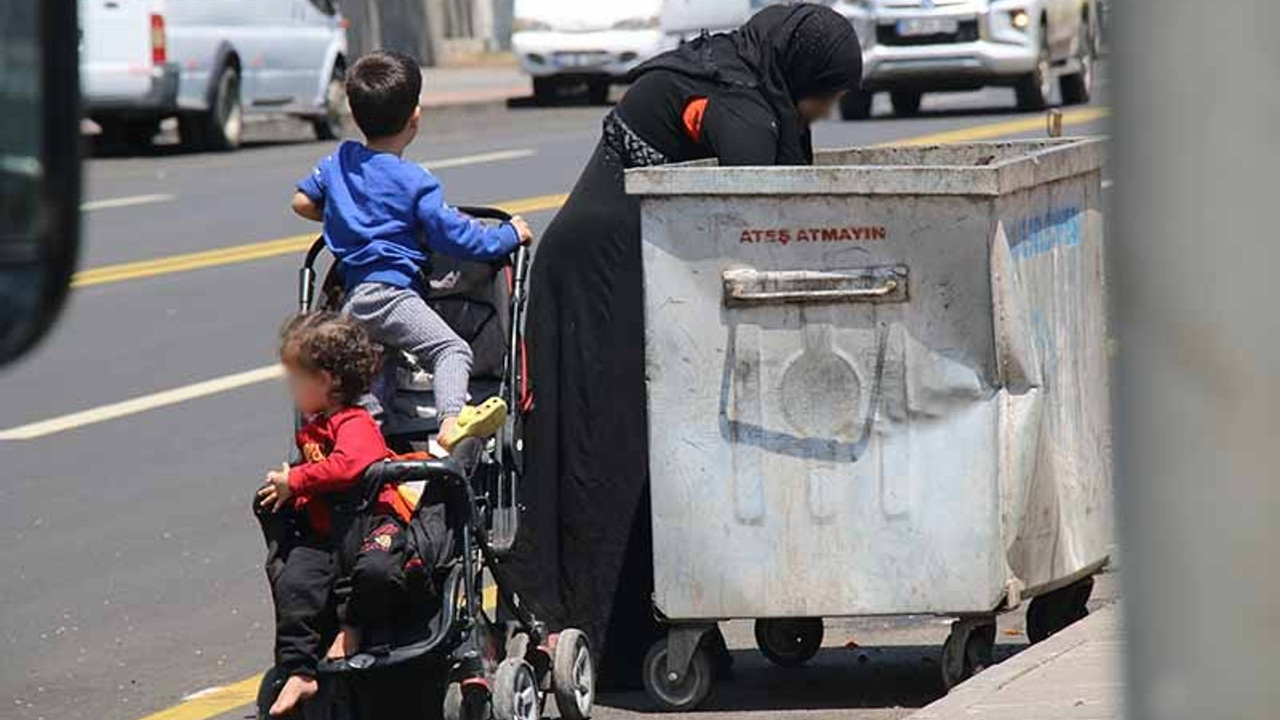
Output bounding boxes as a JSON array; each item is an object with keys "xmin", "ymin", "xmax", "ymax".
[
  {"xmin": 443, "ymin": 681, "xmax": 492, "ymax": 720},
  {"xmin": 492, "ymin": 657, "xmax": 540, "ymax": 720},
  {"xmin": 552, "ymin": 629, "xmax": 595, "ymax": 720}
]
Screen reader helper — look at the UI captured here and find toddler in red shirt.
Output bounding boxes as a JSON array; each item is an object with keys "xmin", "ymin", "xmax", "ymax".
[{"xmin": 255, "ymin": 312, "xmax": 402, "ymax": 716}]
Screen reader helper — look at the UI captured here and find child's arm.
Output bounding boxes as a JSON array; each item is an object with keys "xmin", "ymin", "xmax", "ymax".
[
  {"xmin": 416, "ymin": 174, "xmax": 529, "ymax": 260},
  {"xmin": 293, "ymin": 155, "xmax": 331, "ymax": 222},
  {"xmin": 292, "ymin": 192, "xmax": 323, "ymax": 222}
]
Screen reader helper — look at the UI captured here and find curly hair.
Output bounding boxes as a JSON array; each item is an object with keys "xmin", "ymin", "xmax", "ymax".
[{"xmin": 279, "ymin": 312, "xmax": 382, "ymax": 406}]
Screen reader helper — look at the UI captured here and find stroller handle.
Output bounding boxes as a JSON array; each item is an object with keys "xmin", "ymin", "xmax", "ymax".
[
  {"xmin": 454, "ymin": 205, "xmax": 513, "ymax": 222},
  {"xmin": 363, "ymin": 436, "xmax": 485, "ymax": 487}
]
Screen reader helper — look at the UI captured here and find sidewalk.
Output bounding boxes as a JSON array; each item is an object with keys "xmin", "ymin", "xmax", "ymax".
[{"xmin": 907, "ymin": 604, "xmax": 1125, "ymax": 720}]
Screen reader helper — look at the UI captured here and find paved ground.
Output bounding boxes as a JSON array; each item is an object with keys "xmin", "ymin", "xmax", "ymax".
[
  {"xmin": 0, "ymin": 75, "xmax": 1111, "ymax": 720},
  {"xmin": 907, "ymin": 602, "xmax": 1123, "ymax": 720}
]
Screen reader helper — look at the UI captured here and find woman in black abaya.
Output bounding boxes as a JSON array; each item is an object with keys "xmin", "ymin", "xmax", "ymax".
[{"xmin": 502, "ymin": 4, "xmax": 864, "ymax": 687}]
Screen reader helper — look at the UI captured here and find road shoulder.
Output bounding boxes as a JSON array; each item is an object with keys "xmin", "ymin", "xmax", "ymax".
[{"xmin": 906, "ymin": 603, "xmax": 1124, "ymax": 720}]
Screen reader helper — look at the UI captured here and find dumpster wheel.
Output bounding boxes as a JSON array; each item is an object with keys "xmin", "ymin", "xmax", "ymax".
[
  {"xmin": 940, "ymin": 618, "xmax": 997, "ymax": 690},
  {"xmin": 643, "ymin": 635, "xmax": 715, "ymax": 712},
  {"xmin": 1027, "ymin": 575, "xmax": 1093, "ymax": 644},
  {"xmin": 754, "ymin": 618, "xmax": 824, "ymax": 667}
]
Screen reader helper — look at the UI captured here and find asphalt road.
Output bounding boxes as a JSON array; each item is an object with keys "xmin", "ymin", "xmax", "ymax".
[{"xmin": 1, "ymin": 78, "xmax": 1111, "ymax": 720}]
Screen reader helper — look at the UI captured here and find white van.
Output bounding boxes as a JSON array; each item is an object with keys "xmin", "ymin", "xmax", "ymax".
[
  {"xmin": 80, "ymin": 0, "xmax": 349, "ymax": 150},
  {"xmin": 512, "ymin": 0, "xmax": 675, "ymax": 105}
]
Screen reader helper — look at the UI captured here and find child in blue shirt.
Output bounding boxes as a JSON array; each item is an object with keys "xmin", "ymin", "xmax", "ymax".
[{"xmin": 292, "ymin": 50, "xmax": 532, "ymax": 447}]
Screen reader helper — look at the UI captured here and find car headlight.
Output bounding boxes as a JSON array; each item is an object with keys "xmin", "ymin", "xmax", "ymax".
[
  {"xmin": 513, "ymin": 17, "xmax": 552, "ymax": 32},
  {"xmin": 613, "ymin": 16, "xmax": 660, "ymax": 31}
]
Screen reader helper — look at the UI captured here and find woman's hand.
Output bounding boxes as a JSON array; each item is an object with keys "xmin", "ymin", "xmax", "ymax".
[{"xmin": 257, "ymin": 462, "xmax": 294, "ymax": 512}]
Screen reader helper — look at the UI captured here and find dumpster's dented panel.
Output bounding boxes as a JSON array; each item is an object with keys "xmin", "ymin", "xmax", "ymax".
[{"xmin": 629, "ymin": 139, "xmax": 1111, "ymax": 620}]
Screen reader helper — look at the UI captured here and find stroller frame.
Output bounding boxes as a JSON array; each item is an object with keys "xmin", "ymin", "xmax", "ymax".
[{"xmin": 257, "ymin": 207, "xmax": 594, "ymax": 720}]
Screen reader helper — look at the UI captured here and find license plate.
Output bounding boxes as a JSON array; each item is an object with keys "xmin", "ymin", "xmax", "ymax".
[
  {"xmin": 556, "ymin": 52, "xmax": 606, "ymax": 68},
  {"xmin": 896, "ymin": 17, "xmax": 959, "ymax": 36}
]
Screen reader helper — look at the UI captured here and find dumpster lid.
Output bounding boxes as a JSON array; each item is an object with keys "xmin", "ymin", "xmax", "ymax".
[{"xmin": 625, "ymin": 138, "xmax": 1105, "ymax": 198}]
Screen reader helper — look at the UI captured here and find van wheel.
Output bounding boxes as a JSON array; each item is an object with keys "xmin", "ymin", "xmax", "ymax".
[
  {"xmin": 890, "ymin": 91, "xmax": 923, "ymax": 117},
  {"xmin": 586, "ymin": 79, "xmax": 611, "ymax": 105},
  {"xmin": 182, "ymin": 64, "xmax": 243, "ymax": 151},
  {"xmin": 839, "ymin": 90, "xmax": 874, "ymax": 120},
  {"xmin": 1059, "ymin": 19, "xmax": 1095, "ymax": 105},
  {"xmin": 1015, "ymin": 23, "xmax": 1053, "ymax": 111},
  {"xmin": 313, "ymin": 65, "xmax": 346, "ymax": 141},
  {"xmin": 533, "ymin": 77, "xmax": 561, "ymax": 106},
  {"xmin": 97, "ymin": 118, "xmax": 158, "ymax": 150}
]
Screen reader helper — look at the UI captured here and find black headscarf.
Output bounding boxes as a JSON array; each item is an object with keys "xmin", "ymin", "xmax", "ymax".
[{"xmin": 628, "ymin": 3, "xmax": 862, "ymax": 164}]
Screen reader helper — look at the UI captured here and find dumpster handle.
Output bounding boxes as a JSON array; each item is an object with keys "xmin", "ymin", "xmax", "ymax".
[{"xmin": 722, "ymin": 268, "xmax": 905, "ymax": 307}]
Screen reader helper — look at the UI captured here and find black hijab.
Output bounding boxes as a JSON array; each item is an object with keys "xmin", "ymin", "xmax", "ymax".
[{"xmin": 628, "ymin": 3, "xmax": 862, "ymax": 164}]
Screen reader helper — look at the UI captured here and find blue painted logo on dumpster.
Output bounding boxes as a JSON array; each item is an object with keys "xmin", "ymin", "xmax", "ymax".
[{"xmin": 1010, "ymin": 206, "xmax": 1082, "ymax": 261}]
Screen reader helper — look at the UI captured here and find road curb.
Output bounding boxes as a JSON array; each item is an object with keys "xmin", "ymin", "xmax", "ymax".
[
  {"xmin": 905, "ymin": 603, "xmax": 1122, "ymax": 720},
  {"xmin": 235, "ymin": 94, "xmax": 524, "ymax": 142}
]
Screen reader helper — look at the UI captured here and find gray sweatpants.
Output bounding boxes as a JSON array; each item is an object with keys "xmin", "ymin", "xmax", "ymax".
[{"xmin": 343, "ymin": 282, "xmax": 472, "ymax": 421}]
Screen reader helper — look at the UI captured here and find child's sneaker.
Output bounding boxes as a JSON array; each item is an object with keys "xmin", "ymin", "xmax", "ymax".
[{"xmin": 441, "ymin": 397, "xmax": 508, "ymax": 448}]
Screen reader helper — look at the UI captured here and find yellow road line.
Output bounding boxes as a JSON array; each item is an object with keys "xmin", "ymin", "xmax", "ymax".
[
  {"xmin": 886, "ymin": 106, "xmax": 1110, "ymax": 147},
  {"xmin": 73, "ymin": 194, "xmax": 569, "ymax": 289},
  {"xmin": 134, "ymin": 675, "xmax": 261, "ymax": 720}
]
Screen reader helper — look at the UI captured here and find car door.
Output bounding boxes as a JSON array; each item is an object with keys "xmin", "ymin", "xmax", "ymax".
[
  {"xmin": 240, "ymin": 0, "xmax": 300, "ymax": 108},
  {"xmin": 290, "ymin": 0, "xmax": 342, "ymax": 110},
  {"xmin": 80, "ymin": 0, "xmax": 155, "ymax": 101},
  {"xmin": 166, "ymin": 0, "xmax": 266, "ymax": 109}
]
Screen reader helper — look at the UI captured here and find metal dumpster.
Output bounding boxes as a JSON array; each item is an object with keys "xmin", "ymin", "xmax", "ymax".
[{"xmin": 626, "ymin": 138, "xmax": 1112, "ymax": 706}]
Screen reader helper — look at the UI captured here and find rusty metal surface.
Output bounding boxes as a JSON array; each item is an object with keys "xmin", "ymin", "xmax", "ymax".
[{"xmin": 630, "ymin": 139, "xmax": 1111, "ymax": 621}]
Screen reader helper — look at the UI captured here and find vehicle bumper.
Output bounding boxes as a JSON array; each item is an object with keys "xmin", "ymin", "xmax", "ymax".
[
  {"xmin": 513, "ymin": 29, "xmax": 676, "ymax": 80},
  {"xmin": 83, "ymin": 62, "xmax": 180, "ymax": 116},
  {"xmin": 862, "ymin": 40, "xmax": 1039, "ymax": 91},
  {"xmin": 838, "ymin": 2, "xmax": 1042, "ymax": 92}
]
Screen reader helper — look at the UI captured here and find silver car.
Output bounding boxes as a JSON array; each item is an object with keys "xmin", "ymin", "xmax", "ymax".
[{"xmin": 834, "ymin": 0, "xmax": 1098, "ymax": 118}]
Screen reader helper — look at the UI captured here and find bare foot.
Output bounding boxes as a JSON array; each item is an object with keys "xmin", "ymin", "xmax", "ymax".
[
  {"xmin": 269, "ymin": 674, "xmax": 318, "ymax": 717},
  {"xmin": 326, "ymin": 625, "xmax": 360, "ymax": 660}
]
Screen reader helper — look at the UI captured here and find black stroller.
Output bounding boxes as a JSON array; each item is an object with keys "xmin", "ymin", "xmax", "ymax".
[{"xmin": 257, "ymin": 207, "xmax": 595, "ymax": 720}]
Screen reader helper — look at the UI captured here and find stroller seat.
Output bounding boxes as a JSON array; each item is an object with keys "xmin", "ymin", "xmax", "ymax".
[{"xmin": 320, "ymin": 563, "xmax": 466, "ymax": 674}]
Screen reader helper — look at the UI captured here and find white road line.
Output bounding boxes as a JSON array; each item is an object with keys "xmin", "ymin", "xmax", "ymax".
[
  {"xmin": 80, "ymin": 193, "xmax": 176, "ymax": 212},
  {"xmin": 422, "ymin": 148, "xmax": 536, "ymax": 171},
  {"xmin": 0, "ymin": 364, "xmax": 282, "ymax": 441}
]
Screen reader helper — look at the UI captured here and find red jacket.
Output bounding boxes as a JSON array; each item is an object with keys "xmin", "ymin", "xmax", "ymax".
[{"xmin": 287, "ymin": 407, "xmax": 403, "ymax": 537}]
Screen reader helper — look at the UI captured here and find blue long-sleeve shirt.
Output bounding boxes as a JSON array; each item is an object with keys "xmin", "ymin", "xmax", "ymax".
[{"xmin": 297, "ymin": 141, "xmax": 519, "ymax": 290}]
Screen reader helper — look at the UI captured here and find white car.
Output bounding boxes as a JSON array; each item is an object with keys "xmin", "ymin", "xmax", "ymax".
[
  {"xmin": 81, "ymin": 0, "xmax": 349, "ymax": 150},
  {"xmin": 512, "ymin": 0, "xmax": 677, "ymax": 105},
  {"xmin": 834, "ymin": 0, "xmax": 1099, "ymax": 119}
]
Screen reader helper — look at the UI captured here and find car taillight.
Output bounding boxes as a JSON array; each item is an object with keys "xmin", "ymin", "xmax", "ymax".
[{"xmin": 150, "ymin": 13, "xmax": 167, "ymax": 66}]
